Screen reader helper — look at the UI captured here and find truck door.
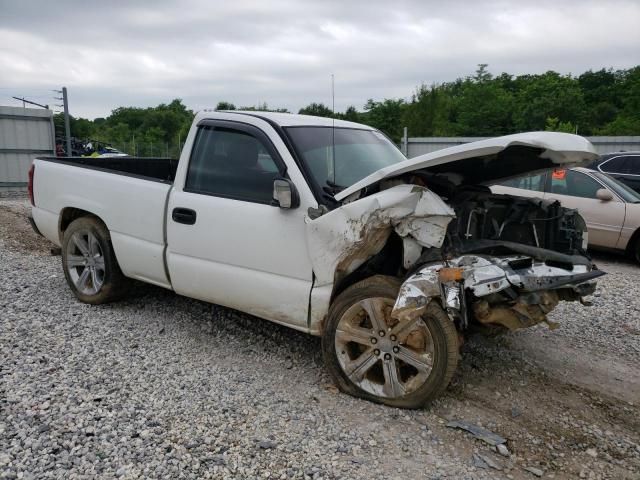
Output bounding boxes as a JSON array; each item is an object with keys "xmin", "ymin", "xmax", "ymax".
[{"xmin": 166, "ymin": 121, "xmax": 315, "ymax": 330}]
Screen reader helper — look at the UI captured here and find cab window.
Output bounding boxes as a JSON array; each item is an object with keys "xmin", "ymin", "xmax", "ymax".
[{"xmin": 185, "ymin": 126, "xmax": 281, "ymax": 204}]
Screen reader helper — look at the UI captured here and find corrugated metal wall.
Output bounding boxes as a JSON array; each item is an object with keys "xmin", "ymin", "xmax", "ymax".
[
  {"xmin": 404, "ymin": 136, "xmax": 640, "ymax": 158},
  {"xmin": 0, "ymin": 106, "xmax": 55, "ymax": 192}
]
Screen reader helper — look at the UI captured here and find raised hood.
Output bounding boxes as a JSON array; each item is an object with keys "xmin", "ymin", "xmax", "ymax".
[{"xmin": 334, "ymin": 132, "xmax": 598, "ymax": 201}]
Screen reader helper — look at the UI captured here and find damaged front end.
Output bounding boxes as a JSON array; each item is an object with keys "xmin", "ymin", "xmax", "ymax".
[
  {"xmin": 308, "ymin": 182, "xmax": 604, "ymax": 335},
  {"xmin": 392, "ymin": 184, "xmax": 606, "ymax": 333},
  {"xmin": 307, "ymin": 133, "xmax": 604, "ymax": 335},
  {"xmin": 393, "ymin": 254, "xmax": 604, "ymax": 333}
]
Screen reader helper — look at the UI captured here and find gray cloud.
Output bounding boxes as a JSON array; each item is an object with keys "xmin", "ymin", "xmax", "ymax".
[{"xmin": 1, "ymin": 0, "xmax": 638, "ymax": 118}]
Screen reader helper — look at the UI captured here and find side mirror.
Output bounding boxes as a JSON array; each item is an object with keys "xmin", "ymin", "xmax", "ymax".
[
  {"xmin": 596, "ymin": 188, "xmax": 613, "ymax": 201},
  {"xmin": 273, "ymin": 178, "xmax": 300, "ymax": 209}
]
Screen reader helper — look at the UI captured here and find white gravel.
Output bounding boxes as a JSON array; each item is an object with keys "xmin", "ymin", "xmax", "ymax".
[
  {"xmin": 0, "ymin": 242, "xmax": 480, "ymax": 479},
  {"xmin": 2, "ymin": 198, "xmax": 639, "ymax": 479}
]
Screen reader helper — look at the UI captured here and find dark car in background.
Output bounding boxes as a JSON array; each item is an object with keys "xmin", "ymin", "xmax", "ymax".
[{"xmin": 588, "ymin": 152, "xmax": 640, "ymax": 193}]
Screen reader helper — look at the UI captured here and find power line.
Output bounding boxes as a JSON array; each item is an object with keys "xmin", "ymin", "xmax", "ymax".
[{"xmin": 11, "ymin": 96, "xmax": 49, "ymax": 109}]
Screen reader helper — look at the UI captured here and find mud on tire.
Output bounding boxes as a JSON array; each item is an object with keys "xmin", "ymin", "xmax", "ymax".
[
  {"xmin": 61, "ymin": 217, "xmax": 129, "ymax": 304},
  {"xmin": 322, "ymin": 275, "xmax": 459, "ymax": 409}
]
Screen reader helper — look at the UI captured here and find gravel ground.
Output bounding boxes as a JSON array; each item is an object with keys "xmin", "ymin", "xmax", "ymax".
[{"xmin": 1, "ymin": 198, "xmax": 639, "ymax": 479}]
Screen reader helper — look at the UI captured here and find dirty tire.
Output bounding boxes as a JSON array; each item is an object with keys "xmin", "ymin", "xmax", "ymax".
[
  {"xmin": 322, "ymin": 275, "xmax": 459, "ymax": 409},
  {"xmin": 61, "ymin": 217, "xmax": 128, "ymax": 304}
]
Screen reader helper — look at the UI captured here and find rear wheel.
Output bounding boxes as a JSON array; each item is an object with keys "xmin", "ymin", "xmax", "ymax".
[
  {"xmin": 322, "ymin": 275, "xmax": 459, "ymax": 409},
  {"xmin": 61, "ymin": 217, "xmax": 128, "ymax": 304}
]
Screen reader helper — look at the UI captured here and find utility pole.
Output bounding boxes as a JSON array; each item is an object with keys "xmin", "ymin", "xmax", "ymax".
[
  {"xmin": 54, "ymin": 87, "xmax": 72, "ymax": 157},
  {"xmin": 62, "ymin": 87, "xmax": 72, "ymax": 157}
]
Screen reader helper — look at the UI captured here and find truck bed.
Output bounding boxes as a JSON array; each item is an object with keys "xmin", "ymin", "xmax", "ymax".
[
  {"xmin": 31, "ymin": 156, "xmax": 175, "ymax": 289},
  {"xmin": 36, "ymin": 156, "xmax": 178, "ymax": 183}
]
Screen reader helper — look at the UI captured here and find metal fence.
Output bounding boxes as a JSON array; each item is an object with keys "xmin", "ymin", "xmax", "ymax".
[
  {"xmin": 0, "ymin": 106, "xmax": 55, "ymax": 192},
  {"xmin": 401, "ymin": 135, "xmax": 640, "ymax": 158},
  {"xmin": 106, "ymin": 141, "xmax": 184, "ymax": 159}
]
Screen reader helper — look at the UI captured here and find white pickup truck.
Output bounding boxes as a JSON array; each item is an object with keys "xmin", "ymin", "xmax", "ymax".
[{"xmin": 29, "ymin": 111, "xmax": 604, "ymax": 408}]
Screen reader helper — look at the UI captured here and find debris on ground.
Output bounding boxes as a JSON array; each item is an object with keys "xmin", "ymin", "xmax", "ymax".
[
  {"xmin": 524, "ymin": 466, "xmax": 544, "ymax": 477},
  {"xmin": 446, "ymin": 420, "xmax": 507, "ymax": 446}
]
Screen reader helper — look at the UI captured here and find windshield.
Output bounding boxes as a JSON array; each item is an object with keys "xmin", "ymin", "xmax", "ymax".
[
  {"xmin": 285, "ymin": 127, "xmax": 406, "ymax": 192},
  {"xmin": 591, "ymin": 170, "xmax": 640, "ymax": 203}
]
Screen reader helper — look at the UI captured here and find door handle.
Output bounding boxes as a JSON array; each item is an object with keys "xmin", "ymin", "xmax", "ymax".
[{"xmin": 172, "ymin": 207, "xmax": 197, "ymax": 225}]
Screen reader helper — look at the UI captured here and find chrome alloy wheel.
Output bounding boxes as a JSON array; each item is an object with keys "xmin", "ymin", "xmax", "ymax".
[
  {"xmin": 334, "ymin": 297, "xmax": 435, "ymax": 399},
  {"xmin": 65, "ymin": 231, "xmax": 105, "ymax": 295}
]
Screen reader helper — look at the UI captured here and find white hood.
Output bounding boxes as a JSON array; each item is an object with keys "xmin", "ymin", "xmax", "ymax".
[{"xmin": 335, "ymin": 132, "xmax": 598, "ymax": 201}]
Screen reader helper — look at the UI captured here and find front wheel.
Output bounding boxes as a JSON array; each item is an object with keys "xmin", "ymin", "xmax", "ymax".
[
  {"xmin": 61, "ymin": 217, "xmax": 128, "ymax": 304},
  {"xmin": 322, "ymin": 275, "xmax": 459, "ymax": 409}
]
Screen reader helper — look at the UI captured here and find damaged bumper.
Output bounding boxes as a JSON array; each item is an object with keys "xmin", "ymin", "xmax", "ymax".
[{"xmin": 392, "ymin": 255, "xmax": 604, "ymax": 331}]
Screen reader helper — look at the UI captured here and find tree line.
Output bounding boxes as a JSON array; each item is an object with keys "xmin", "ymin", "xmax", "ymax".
[{"xmin": 57, "ymin": 65, "xmax": 640, "ymax": 154}]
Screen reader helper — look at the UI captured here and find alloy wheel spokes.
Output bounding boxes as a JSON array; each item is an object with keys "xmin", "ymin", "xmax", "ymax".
[
  {"xmin": 335, "ymin": 296, "xmax": 435, "ymax": 399},
  {"xmin": 67, "ymin": 231, "xmax": 105, "ymax": 295},
  {"xmin": 395, "ymin": 345, "xmax": 433, "ymax": 374},
  {"xmin": 382, "ymin": 357, "xmax": 405, "ymax": 397},
  {"xmin": 335, "ymin": 324, "xmax": 372, "ymax": 347},
  {"xmin": 73, "ymin": 234, "xmax": 90, "ymax": 256},
  {"xmin": 88, "ymin": 233, "xmax": 101, "ymax": 257},
  {"xmin": 345, "ymin": 349, "xmax": 379, "ymax": 382},
  {"xmin": 390, "ymin": 316, "xmax": 422, "ymax": 343},
  {"xmin": 66, "ymin": 254, "xmax": 86, "ymax": 268},
  {"xmin": 75, "ymin": 265, "xmax": 92, "ymax": 291},
  {"xmin": 359, "ymin": 298, "xmax": 388, "ymax": 333}
]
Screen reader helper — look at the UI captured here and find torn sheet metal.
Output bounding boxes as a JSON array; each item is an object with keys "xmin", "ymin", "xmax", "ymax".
[
  {"xmin": 306, "ymin": 184, "xmax": 455, "ymax": 286},
  {"xmin": 391, "ymin": 264, "xmax": 442, "ymax": 323}
]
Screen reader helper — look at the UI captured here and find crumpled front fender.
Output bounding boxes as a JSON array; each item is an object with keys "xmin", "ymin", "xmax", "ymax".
[{"xmin": 306, "ymin": 184, "xmax": 455, "ymax": 287}]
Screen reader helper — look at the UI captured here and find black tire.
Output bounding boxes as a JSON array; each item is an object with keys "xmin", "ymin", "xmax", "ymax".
[
  {"xmin": 322, "ymin": 275, "xmax": 459, "ymax": 409},
  {"xmin": 61, "ymin": 217, "xmax": 128, "ymax": 304},
  {"xmin": 632, "ymin": 237, "xmax": 640, "ymax": 264}
]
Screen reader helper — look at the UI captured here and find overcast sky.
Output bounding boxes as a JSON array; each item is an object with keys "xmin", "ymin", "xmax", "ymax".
[{"xmin": 1, "ymin": 0, "xmax": 639, "ymax": 119}]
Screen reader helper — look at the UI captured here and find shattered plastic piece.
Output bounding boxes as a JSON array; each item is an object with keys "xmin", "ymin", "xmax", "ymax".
[{"xmin": 446, "ymin": 420, "xmax": 507, "ymax": 446}]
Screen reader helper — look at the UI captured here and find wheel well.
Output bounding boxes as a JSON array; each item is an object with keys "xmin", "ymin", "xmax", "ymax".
[
  {"xmin": 58, "ymin": 208, "xmax": 103, "ymax": 241},
  {"xmin": 330, "ymin": 233, "xmax": 404, "ymax": 302}
]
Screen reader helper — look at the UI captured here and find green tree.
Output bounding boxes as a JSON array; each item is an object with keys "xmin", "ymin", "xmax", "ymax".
[
  {"xmin": 599, "ymin": 66, "xmax": 640, "ymax": 134},
  {"xmin": 361, "ymin": 99, "xmax": 406, "ymax": 141},
  {"xmin": 512, "ymin": 72, "xmax": 586, "ymax": 132},
  {"xmin": 298, "ymin": 102, "xmax": 334, "ymax": 117},
  {"xmin": 545, "ymin": 117, "xmax": 576, "ymax": 133},
  {"xmin": 342, "ymin": 105, "xmax": 360, "ymax": 122},
  {"xmin": 454, "ymin": 66, "xmax": 514, "ymax": 135},
  {"xmin": 216, "ymin": 101, "xmax": 236, "ymax": 110},
  {"xmin": 401, "ymin": 83, "xmax": 456, "ymax": 136}
]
